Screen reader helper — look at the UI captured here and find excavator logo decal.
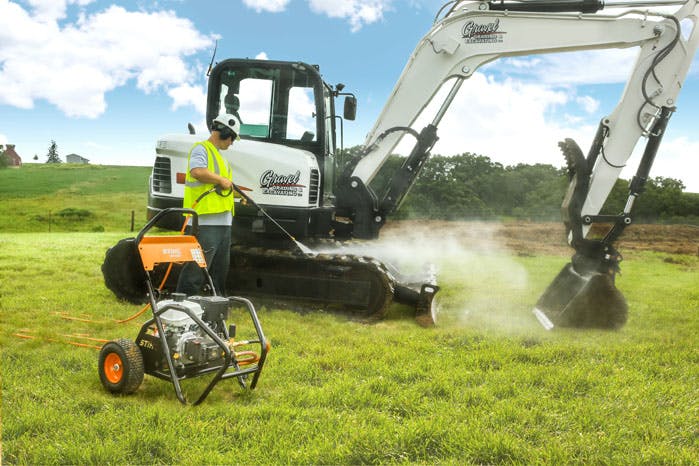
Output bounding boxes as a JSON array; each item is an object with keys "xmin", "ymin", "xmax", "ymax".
[
  {"xmin": 462, "ymin": 18, "xmax": 505, "ymax": 44},
  {"xmin": 260, "ymin": 169, "xmax": 305, "ymax": 197}
]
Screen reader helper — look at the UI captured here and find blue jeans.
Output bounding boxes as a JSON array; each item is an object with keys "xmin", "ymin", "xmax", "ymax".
[{"xmin": 176, "ymin": 225, "xmax": 231, "ymax": 296}]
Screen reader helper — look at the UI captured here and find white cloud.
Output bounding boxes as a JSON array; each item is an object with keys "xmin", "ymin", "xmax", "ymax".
[
  {"xmin": 391, "ymin": 70, "xmax": 699, "ymax": 192},
  {"xmin": 287, "ymin": 87, "xmax": 316, "ymax": 138},
  {"xmin": 255, "ymin": 52, "xmax": 269, "ymax": 60},
  {"xmin": 539, "ymin": 50, "xmax": 639, "ymax": 86},
  {"xmin": 576, "ymin": 95, "xmax": 600, "ymax": 114},
  {"xmin": 238, "ymin": 79, "xmax": 275, "ymax": 125},
  {"xmin": 648, "ymin": 136, "xmax": 699, "ymax": 192},
  {"xmin": 503, "ymin": 57, "xmax": 542, "ymax": 70},
  {"xmin": 308, "ymin": 0, "xmax": 391, "ymax": 31},
  {"xmin": 168, "ymin": 84, "xmax": 207, "ymax": 115},
  {"xmin": 496, "ymin": 49, "xmax": 638, "ymax": 86},
  {"xmin": 25, "ymin": 0, "xmax": 94, "ymax": 22},
  {"xmin": 242, "ymin": 0, "xmax": 290, "ymax": 13},
  {"xmin": 397, "ymin": 73, "xmax": 593, "ymax": 170},
  {"xmin": 0, "ymin": 1, "xmax": 215, "ymax": 118},
  {"xmin": 0, "ymin": 132, "xmax": 7, "ymax": 145},
  {"xmin": 241, "ymin": 0, "xmax": 392, "ymax": 31}
]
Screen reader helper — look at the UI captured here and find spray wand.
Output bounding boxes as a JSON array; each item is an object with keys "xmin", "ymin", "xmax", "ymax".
[{"xmin": 230, "ymin": 184, "xmax": 315, "ymax": 256}]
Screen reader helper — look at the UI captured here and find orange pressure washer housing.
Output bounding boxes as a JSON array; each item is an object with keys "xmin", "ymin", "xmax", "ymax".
[{"xmin": 98, "ymin": 208, "xmax": 269, "ymax": 405}]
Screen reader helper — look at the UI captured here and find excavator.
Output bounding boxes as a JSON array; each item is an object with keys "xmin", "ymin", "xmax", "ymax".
[{"xmin": 103, "ymin": 0, "xmax": 699, "ymax": 328}]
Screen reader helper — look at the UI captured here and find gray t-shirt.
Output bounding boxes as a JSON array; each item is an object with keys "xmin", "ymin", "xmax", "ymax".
[{"xmin": 188, "ymin": 144, "xmax": 233, "ymax": 226}]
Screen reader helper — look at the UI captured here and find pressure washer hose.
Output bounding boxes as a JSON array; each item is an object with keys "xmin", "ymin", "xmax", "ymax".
[{"xmin": 24, "ymin": 186, "xmax": 267, "ymax": 352}]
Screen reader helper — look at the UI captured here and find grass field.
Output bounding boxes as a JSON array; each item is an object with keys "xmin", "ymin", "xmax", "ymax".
[
  {"xmin": 1, "ymin": 232, "xmax": 697, "ymax": 464},
  {"xmin": 0, "ymin": 164, "xmax": 151, "ymax": 232},
  {"xmin": 1, "ymin": 165, "xmax": 698, "ymax": 464}
]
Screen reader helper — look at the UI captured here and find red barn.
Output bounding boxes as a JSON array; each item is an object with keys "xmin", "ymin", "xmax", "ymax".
[{"xmin": 1, "ymin": 144, "xmax": 22, "ymax": 167}]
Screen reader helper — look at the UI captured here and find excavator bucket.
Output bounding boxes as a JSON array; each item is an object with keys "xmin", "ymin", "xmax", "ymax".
[
  {"xmin": 533, "ymin": 263, "xmax": 628, "ymax": 330},
  {"xmin": 394, "ymin": 282, "xmax": 440, "ymax": 327}
]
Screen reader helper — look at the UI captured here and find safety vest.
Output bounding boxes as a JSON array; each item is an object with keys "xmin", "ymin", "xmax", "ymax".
[{"xmin": 183, "ymin": 140, "xmax": 235, "ymax": 216}]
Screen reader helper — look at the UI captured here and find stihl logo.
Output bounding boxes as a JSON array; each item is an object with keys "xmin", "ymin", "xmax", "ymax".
[
  {"xmin": 162, "ymin": 248, "xmax": 182, "ymax": 258},
  {"xmin": 139, "ymin": 339, "xmax": 154, "ymax": 350}
]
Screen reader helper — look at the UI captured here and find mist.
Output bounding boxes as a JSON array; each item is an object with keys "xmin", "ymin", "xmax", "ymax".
[{"xmin": 320, "ymin": 221, "xmax": 544, "ymax": 333}]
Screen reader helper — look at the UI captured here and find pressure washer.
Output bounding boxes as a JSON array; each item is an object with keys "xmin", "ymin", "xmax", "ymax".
[{"xmin": 98, "ymin": 207, "xmax": 269, "ymax": 405}]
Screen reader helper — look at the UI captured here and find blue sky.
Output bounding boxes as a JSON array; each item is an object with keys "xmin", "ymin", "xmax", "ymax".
[{"xmin": 2, "ymin": 0, "xmax": 699, "ymax": 192}]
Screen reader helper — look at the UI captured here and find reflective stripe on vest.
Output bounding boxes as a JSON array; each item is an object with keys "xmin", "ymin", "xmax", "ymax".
[{"xmin": 183, "ymin": 140, "xmax": 235, "ymax": 216}]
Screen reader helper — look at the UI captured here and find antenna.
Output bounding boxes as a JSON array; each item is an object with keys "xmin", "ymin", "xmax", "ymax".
[{"xmin": 206, "ymin": 40, "xmax": 218, "ymax": 77}]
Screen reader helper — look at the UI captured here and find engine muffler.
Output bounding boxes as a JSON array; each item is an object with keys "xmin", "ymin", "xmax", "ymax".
[{"xmin": 533, "ymin": 263, "xmax": 628, "ymax": 330}]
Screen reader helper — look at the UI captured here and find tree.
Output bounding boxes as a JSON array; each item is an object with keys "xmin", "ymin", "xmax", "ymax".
[
  {"xmin": 46, "ymin": 140, "xmax": 61, "ymax": 163},
  {"xmin": 33, "ymin": 154, "xmax": 38, "ymax": 161},
  {"xmin": 0, "ymin": 148, "xmax": 8, "ymax": 169},
  {"xmin": 335, "ymin": 145, "xmax": 699, "ymax": 223}
]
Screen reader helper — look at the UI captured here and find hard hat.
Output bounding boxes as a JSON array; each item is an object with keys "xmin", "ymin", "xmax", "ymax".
[{"xmin": 212, "ymin": 113, "xmax": 241, "ymax": 140}]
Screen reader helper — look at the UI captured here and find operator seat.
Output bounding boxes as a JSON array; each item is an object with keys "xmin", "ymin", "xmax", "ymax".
[{"xmin": 224, "ymin": 92, "xmax": 242, "ymax": 122}]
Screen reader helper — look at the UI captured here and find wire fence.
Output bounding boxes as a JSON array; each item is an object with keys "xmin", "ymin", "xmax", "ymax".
[{"xmin": 42, "ymin": 210, "xmax": 137, "ymax": 232}]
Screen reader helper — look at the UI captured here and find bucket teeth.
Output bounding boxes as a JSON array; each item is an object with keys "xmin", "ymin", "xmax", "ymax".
[{"xmin": 559, "ymin": 138, "xmax": 587, "ymax": 179}]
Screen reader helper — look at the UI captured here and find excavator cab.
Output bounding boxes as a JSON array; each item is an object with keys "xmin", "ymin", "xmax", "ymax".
[{"xmin": 206, "ymin": 60, "xmax": 327, "ymax": 152}]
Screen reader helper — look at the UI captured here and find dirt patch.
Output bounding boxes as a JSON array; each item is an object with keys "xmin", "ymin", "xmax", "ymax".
[{"xmin": 382, "ymin": 220, "xmax": 699, "ymax": 256}]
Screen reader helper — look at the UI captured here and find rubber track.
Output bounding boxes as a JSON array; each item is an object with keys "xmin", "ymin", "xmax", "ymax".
[{"xmin": 228, "ymin": 245, "xmax": 397, "ymax": 319}]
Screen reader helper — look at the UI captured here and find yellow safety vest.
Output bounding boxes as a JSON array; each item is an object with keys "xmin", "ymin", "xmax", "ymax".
[{"xmin": 183, "ymin": 140, "xmax": 235, "ymax": 216}]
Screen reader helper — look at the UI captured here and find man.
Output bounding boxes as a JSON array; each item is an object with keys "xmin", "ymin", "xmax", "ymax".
[{"xmin": 177, "ymin": 113, "xmax": 241, "ymax": 297}]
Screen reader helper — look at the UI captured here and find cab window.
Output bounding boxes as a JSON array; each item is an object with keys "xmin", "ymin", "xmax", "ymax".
[{"xmin": 216, "ymin": 64, "xmax": 320, "ymax": 143}]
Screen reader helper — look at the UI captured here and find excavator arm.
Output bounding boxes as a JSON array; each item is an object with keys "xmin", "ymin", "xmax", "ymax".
[{"xmin": 338, "ymin": 0, "xmax": 699, "ymax": 327}]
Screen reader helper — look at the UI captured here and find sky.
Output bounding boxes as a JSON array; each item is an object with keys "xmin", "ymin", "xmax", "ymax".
[{"xmin": 1, "ymin": 0, "xmax": 699, "ymax": 192}]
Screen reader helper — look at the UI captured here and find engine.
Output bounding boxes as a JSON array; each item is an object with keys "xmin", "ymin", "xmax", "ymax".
[{"xmin": 157, "ymin": 294, "xmax": 231, "ymax": 369}]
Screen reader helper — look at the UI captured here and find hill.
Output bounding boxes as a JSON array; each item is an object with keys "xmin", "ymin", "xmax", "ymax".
[
  {"xmin": 3, "ymin": 163, "xmax": 699, "ymax": 239},
  {"xmin": 0, "ymin": 164, "xmax": 151, "ymax": 232}
]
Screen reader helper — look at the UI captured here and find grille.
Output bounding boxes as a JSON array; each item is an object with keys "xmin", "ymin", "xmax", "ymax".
[
  {"xmin": 309, "ymin": 169, "xmax": 320, "ymax": 205},
  {"xmin": 152, "ymin": 157, "xmax": 172, "ymax": 193}
]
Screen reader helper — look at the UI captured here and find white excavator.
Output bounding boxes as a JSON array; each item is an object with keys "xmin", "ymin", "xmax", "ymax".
[{"xmin": 104, "ymin": 0, "xmax": 699, "ymax": 328}]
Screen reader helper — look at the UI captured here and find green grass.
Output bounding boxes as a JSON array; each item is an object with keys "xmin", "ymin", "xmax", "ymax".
[
  {"xmin": 1, "ymin": 231, "xmax": 697, "ymax": 464},
  {"xmin": 0, "ymin": 164, "xmax": 151, "ymax": 232}
]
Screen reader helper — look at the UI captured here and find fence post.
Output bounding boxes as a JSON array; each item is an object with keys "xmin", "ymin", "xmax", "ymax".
[{"xmin": 131, "ymin": 210, "xmax": 135, "ymax": 232}]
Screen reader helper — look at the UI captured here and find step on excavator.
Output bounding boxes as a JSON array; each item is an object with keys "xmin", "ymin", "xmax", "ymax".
[{"xmin": 104, "ymin": 0, "xmax": 699, "ymax": 328}]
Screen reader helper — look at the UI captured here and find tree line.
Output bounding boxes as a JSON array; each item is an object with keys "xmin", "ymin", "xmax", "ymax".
[{"xmin": 349, "ymin": 148, "xmax": 699, "ymax": 224}]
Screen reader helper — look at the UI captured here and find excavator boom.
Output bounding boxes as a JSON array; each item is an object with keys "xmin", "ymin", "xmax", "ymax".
[{"xmin": 337, "ymin": 0, "xmax": 699, "ymax": 328}]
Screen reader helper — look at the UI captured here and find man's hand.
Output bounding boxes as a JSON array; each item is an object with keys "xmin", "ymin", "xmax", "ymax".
[{"xmin": 218, "ymin": 177, "xmax": 233, "ymax": 191}]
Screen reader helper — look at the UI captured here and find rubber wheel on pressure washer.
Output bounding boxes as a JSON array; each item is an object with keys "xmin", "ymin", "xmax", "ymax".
[{"xmin": 98, "ymin": 338, "xmax": 144, "ymax": 394}]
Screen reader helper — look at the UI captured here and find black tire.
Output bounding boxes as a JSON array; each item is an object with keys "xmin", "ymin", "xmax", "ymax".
[
  {"xmin": 102, "ymin": 238, "xmax": 148, "ymax": 304},
  {"xmin": 102, "ymin": 237, "xmax": 181, "ymax": 304},
  {"xmin": 98, "ymin": 338, "xmax": 144, "ymax": 394}
]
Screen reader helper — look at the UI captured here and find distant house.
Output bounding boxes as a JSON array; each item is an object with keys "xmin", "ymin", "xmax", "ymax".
[
  {"xmin": 66, "ymin": 153, "xmax": 90, "ymax": 164},
  {"xmin": 1, "ymin": 144, "xmax": 22, "ymax": 167}
]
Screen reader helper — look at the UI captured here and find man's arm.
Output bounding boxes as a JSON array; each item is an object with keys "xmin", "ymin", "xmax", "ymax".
[{"xmin": 190, "ymin": 167, "xmax": 232, "ymax": 190}]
